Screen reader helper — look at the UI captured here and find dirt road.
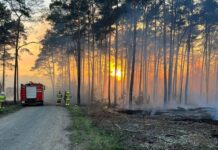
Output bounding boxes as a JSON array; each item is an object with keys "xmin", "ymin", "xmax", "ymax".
[{"xmin": 0, "ymin": 105, "xmax": 71, "ymax": 150}]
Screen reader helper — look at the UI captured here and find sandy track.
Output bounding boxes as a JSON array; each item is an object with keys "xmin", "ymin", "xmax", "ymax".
[{"xmin": 0, "ymin": 105, "xmax": 71, "ymax": 150}]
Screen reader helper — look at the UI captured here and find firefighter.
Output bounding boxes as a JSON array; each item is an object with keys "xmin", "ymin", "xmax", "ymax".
[
  {"xmin": 0, "ymin": 92, "xmax": 6, "ymax": 110},
  {"xmin": 64, "ymin": 90, "xmax": 71, "ymax": 106},
  {"xmin": 56, "ymin": 91, "xmax": 63, "ymax": 105}
]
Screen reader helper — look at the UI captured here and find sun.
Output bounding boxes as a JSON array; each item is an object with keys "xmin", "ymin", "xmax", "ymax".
[{"xmin": 111, "ymin": 68, "xmax": 122, "ymax": 81}]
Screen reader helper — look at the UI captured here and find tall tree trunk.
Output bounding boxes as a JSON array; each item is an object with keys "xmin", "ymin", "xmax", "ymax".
[
  {"xmin": 163, "ymin": 0, "xmax": 168, "ymax": 106},
  {"xmin": 153, "ymin": 1, "xmax": 158, "ymax": 102},
  {"xmin": 91, "ymin": 33, "xmax": 95, "ymax": 102},
  {"xmin": 200, "ymin": 42, "xmax": 206, "ymax": 97},
  {"xmin": 108, "ymin": 33, "xmax": 112, "ymax": 107},
  {"xmin": 103, "ymin": 34, "xmax": 108, "ymax": 100},
  {"xmin": 114, "ymin": 19, "xmax": 118, "ymax": 106},
  {"xmin": 82, "ymin": 45, "xmax": 85, "ymax": 92},
  {"xmin": 51, "ymin": 51, "xmax": 55, "ymax": 99},
  {"xmin": 143, "ymin": 20, "xmax": 149, "ymax": 104},
  {"xmin": 77, "ymin": 6, "xmax": 82, "ymax": 105},
  {"xmin": 120, "ymin": 19, "xmax": 125, "ymax": 100},
  {"xmin": 206, "ymin": 27, "xmax": 211, "ymax": 103},
  {"xmin": 114, "ymin": 1, "xmax": 119, "ymax": 106},
  {"xmin": 14, "ymin": 16, "xmax": 21, "ymax": 104},
  {"xmin": 2, "ymin": 45, "xmax": 6, "ymax": 92},
  {"xmin": 88, "ymin": 28, "xmax": 91, "ymax": 100},
  {"xmin": 61, "ymin": 56, "xmax": 64, "ymax": 90},
  {"xmin": 68, "ymin": 53, "xmax": 71, "ymax": 91},
  {"xmin": 139, "ymin": 22, "xmax": 144, "ymax": 103},
  {"xmin": 184, "ymin": 2, "xmax": 193, "ymax": 105},
  {"xmin": 179, "ymin": 45, "xmax": 186, "ymax": 103},
  {"xmin": 17, "ymin": 56, "xmax": 19, "ymax": 101},
  {"xmin": 129, "ymin": 2, "xmax": 137, "ymax": 108},
  {"xmin": 77, "ymin": 44, "xmax": 81, "ymax": 105},
  {"xmin": 91, "ymin": 3, "xmax": 95, "ymax": 102},
  {"xmin": 167, "ymin": 0, "xmax": 175, "ymax": 103},
  {"xmin": 185, "ymin": 36, "xmax": 191, "ymax": 105},
  {"xmin": 99, "ymin": 43, "xmax": 103, "ymax": 100}
]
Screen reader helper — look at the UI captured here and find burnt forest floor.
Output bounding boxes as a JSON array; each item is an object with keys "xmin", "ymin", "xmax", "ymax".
[{"xmin": 87, "ymin": 106, "xmax": 218, "ymax": 150}]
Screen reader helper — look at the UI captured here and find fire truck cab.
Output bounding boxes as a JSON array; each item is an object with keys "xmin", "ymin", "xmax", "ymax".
[{"xmin": 20, "ymin": 82, "xmax": 45, "ymax": 106}]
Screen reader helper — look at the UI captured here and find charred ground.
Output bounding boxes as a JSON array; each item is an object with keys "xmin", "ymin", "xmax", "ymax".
[{"xmin": 89, "ymin": 107, "xmax": 218, "ymax": 150}]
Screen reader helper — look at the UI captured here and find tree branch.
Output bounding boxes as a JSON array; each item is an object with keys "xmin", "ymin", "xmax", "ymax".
[{"xmin": 18, "ymin": 41, "xmax": 42, "ymax": 50}]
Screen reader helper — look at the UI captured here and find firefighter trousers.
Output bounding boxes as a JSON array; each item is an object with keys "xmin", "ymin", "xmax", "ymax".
[
  {"xmin": 57, "ymin": 98, "xmax": 62, "ymax": 104},
  {"xmin": 65, "ymin": 99, "xmax": 70, "ymax": 106}
]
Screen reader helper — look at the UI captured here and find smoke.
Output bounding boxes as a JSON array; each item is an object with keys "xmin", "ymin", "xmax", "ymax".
[
  {"xmin": 212, "ymin": 103, "xmax": 218, "ymax": 120},
  {"xmin": 213, "ymin": 109, "xmax": 218, "ymax": 120}
]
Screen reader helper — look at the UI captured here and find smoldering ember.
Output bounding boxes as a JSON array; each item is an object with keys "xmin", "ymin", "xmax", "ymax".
[{"xmin": 0, "ymin": 0, "xmax": 218, "ymax": 150}]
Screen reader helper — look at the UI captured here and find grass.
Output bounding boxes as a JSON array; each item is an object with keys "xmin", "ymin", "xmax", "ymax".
[
  {"xmin": 0, "ymin": 103, "xmax": 22, "ymax": 117},
  {"xmin": 68, "ymin": 105, "xmax": 124, "ymax": 150}
]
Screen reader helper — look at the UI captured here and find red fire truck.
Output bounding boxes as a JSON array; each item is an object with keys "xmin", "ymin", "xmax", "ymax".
[{"xmin": 20, "ymin": 82, "xmax": 45, "ymax": 105}]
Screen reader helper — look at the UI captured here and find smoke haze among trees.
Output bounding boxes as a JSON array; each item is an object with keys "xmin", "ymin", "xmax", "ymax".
[
  {"xmin": 33, "ymin": 0, "xmax": 218, "ymax": 108},
  {"xmin": 1, "ymin": 0, "xmax": 218, "ymax": 109}
]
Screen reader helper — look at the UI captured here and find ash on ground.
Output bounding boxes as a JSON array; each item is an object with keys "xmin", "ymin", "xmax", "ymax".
[{"xmin": 89, "ymin": 107, "xmax": 218, "ymax": 150}]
